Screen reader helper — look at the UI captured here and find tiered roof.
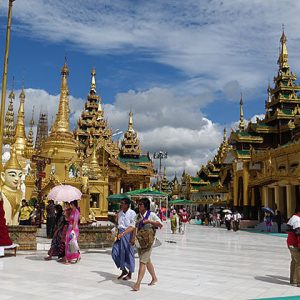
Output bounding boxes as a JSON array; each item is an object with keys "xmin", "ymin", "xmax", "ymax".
[{"xmin": 120, "ymin": 111, "xmax": 142, "ymax": 157}]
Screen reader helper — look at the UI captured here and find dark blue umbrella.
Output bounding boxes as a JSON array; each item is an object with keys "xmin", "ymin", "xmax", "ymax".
[{"xmin": 262, "ymin": 207, "xmax": 274, "ymax": 215}]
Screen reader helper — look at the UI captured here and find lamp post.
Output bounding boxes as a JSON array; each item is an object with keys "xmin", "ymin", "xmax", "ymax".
[
  {"xmin": 0, "ymin": 0, "xmax": 15, "ymax": 170},
  {"xmin": 32, "ymin": 155, "xmax": 51, "ymax": 227},
  {"xmin": 153, "ymin": 151, "xmax": 168, "ymax": 191}
]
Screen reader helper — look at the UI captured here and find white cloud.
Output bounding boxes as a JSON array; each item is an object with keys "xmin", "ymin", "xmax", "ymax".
[
  {"xmin": 104, "ymin": 87, "xmax": 222, "ymax": 177},
  {"xmin": 3, "ymin": 0, "xmax": 299, "ymax": 101}
]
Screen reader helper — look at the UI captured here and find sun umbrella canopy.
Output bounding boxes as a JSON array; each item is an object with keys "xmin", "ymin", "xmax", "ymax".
[
  {"xmin": 107, "ymin": 193, "xmax": 130, "ymax": 203},
  {"xmin": 169, "ymin": 199, "xmax": 192, "ymax": 205},
  {"xmin": 222, "ymin": 209, "xmax": 232, "ymax": 214},
  {"xmin": 48, "ymin": 185, "xmax": 82, "ymax": 203},
  {"xmin": 262, "ymin": 207, "xmax": 274, "ymax": 215}
]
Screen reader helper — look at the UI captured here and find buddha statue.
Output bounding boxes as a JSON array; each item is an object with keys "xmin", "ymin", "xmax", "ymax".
[{"xmin": 0, "ymin": 148, "xmax": 23, "ymax": 225}]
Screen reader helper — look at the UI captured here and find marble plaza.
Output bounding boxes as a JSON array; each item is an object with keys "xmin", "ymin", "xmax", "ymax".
[{"xmin": 0, "ymin": 223, "xmax": 299, "ymax": 300}]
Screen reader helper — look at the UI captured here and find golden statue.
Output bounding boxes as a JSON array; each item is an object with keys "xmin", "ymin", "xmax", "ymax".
[{"xmin": 0, "ymin": 147, "xmax": 23, "ymax": 225}]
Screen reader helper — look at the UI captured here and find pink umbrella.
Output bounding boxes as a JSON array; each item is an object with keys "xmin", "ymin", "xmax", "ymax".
[{"xmin": 48, "ymin": 185, "xmax": 82, "ymax": 203}]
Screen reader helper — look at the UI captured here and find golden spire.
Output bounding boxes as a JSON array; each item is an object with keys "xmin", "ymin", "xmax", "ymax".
[
  {"xmin": 128, "ymin": 111, "xmax": 134, "ymax": 132},
  {"xmin": 239, "ymin": 94, "xmax": 245, "ymax": 131},
  {"xmin": 277, "ymin": 25, "xmax": 289, "ymax": 69},
  {"xmin": 26, "ymin": 106, "xmax": 35, "ymax": 150},
  {"xmin": 90, "ymin": 67, "xmax": 96, "ymax": 93},
  {"xmin": 223, "ymin": 127, "xmax": 227, "ymax": 142},
  {"xmin": 13, "ymin": 84, "xmax": 27, "ymax": 155},
  {"xmin": 51, "ymin": 61, "xmax": 71, "ymax": 134},
  {"xmin": 3, "ymin": 78, "xmax": 15, "ymax": 145},
  {"xmin": 4, "ymin": 146, "xmax": 22, "ymax": 171}
]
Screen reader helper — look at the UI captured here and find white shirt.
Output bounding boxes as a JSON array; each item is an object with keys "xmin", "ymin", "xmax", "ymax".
[
  {"xmin": 225, "ymin": 213, "xmax": 232, "ymax": 221},
  {"xmin": 135, "ymin": 211, "xmax": 163, "ymax": 228},
  {"xmin": 288, "ymin": 215, "xmax": 300, "ymax": 229},
  {"xmin": 117, "ymin": 208, "xmax": 136, "ymax": 229}
]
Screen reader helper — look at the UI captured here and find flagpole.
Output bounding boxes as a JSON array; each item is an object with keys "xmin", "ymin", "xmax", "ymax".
[{"xmin": 0, "ymin": 0, "xmax": 15, "ymax": 170}]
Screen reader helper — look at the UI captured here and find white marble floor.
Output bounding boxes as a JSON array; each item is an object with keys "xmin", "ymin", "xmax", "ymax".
[{"xmin": 1, "ymin": 223, "xmax": 300, "ymax": 300}]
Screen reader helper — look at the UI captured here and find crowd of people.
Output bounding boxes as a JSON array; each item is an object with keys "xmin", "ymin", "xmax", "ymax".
[{"xmin": 16, "ymin": 196, "xmax": 300, "ymax": 290}]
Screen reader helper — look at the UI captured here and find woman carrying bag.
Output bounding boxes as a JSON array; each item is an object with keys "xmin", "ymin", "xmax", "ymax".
[{"xmin": 132, "ymin": 197, "xmax": 163, "ymax": 291}]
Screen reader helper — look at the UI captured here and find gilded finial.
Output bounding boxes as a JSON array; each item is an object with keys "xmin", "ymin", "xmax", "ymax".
[
  {"xmin": 8, "ymin": 76, "xmax": 15, "ymax": 100},
  {"xmin": 4, "ymin": 146, "xmax": 22, "ymax": 171},
  {"xmin": 239, "ymin": 93, "xmax": 245, "ymax": 131},
  {"xmin": 223, "ymin": 128, "xmax": 227, "ymax": 142},
  {"xmin": 90, "ymin": 67, "xmax": 96, "ymax": 93},
  {"xmin": 128, "ymin": 111, "xmax": 134, "ymax": 132},
  {"xmin": 277, "ymin": 26, "xmax": 289, "ymax": 69}
]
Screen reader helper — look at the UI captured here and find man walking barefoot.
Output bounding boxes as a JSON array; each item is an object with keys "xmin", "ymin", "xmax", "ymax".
[{"xmin": 112, "ymin": 198, "xmax": 136, "ymax": 280}]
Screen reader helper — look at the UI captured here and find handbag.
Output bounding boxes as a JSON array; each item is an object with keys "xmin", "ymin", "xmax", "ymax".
[
  {"xmin": 68, "ymin": 230, "xmax": 79, "ymax": 253},
  {"xmin": 136, "ymin": 227, "xmax": 155, "ymax": 250}
]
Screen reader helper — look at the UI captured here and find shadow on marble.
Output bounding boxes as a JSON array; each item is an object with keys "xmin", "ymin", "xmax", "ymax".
[
  {"xmin": 25, "ymin": 255, "xmax": 47, "ymax": 261},
  {"xmin": 91, "ymin": 270, "xmax": 133, "ymax": 287},
  {"xmin": 254, "ymin": 274, "xmax": 290, "ymax": 286},
  {"xmin": 83, "ymin": 249, "xmax": 111, "ymax": 255}
]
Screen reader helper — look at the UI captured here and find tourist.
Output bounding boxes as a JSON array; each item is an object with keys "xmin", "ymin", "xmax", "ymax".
[
  {"xmin": 264, "ymin": 212, "xmax": 273, "ymax": 233},
  {"xmin": 64, "ymin": 200, "xmax": 80, "ymax": 264},
  {"xmin": 275, "ymin": 210, "xmax": 283, "ymax": 233},
  {"xmin": 44, "ymin": 205, "xmax": 65, "ymax": 260},
  {"xmin": 133, "ymin": 197, "xmax": 163, "ymax": 291},
  {"xmin": 18, "ymin": 200, "xmax": 33, "ymax": 225},
  {"xmin": 111, "ymin": 198, "xmax": 136, "ymax": 280},
  {"xmin": 224, "ymin": 212, "xmax": 232, "ymax": 230},
  {"xmin": 170, "ymin": 209, "xmax": 177, "ymax": 234},
  {"xmin": 232, "ymin": 211, "xmax": 242, "ymax": 232},
  {"xmin": 287, "ymin": 207, "xmax": 300, "ymax": 286},
  {"xmin": 178, "ymin": 208, "xmax": 189, "ymax": 234},
  {"xmin": 46, "ymin": 200, "xmax": 56, "ymax": 238}
]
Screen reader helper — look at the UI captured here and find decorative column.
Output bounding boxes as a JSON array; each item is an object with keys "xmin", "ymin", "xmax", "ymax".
[
  {"xmin": 242, "ymin": 162, "xmax": 249, "ymax": 206},
  {"xmin": 233, "ymin": 162, "xmax": 238, "ymax": 207},
  {"xmin": 274, "ymin": 185, "xmax": 280, "ymax": 211},
  {"xmin": 251, "ymin": 188, "xmax": 255, "ymax": 206},
  {"xmin": 262, "ymin": 186, "xmax": 268, "ymax": 207},
  {"xmin": 287, "ymin": 185, "xmax": 296, "ymax": 218},
  {"xmin": 116, "ymin": 179, "xmax": 121, "ymax": 194}
]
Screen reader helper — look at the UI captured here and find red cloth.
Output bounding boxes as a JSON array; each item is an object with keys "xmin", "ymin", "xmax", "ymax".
[
  {"xmin": 0, "ymin": 201, "xmax": 13, "ymax": 246},
  {"xmin": 179, "ymin": 212, "xmax": 189, "ymax": 223},
  {"xmin": 287, "ymin": 231, "xmax": 298, "ymax": 247}
]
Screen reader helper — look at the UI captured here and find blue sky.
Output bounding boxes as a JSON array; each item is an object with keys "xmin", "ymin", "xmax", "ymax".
[{"xmin": 0, "ymin": 0, "xmax": 299, "ymax": 177}]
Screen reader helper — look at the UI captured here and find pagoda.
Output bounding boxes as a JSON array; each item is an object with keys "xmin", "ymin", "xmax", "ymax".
[
  {"xmin": 75, "ymin": 68, "xmax": 118, "ymax": 158},
  {"xmin": 216, "ymin": 30, "xmax": 300, "ymax": 219},
  {"xmin": 120, "ymin": 111, "xmax": 142, "ymax": 157},
  {"xmin": 182, "ymin": 128, "xmax": 231, "ymax": 205}
]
